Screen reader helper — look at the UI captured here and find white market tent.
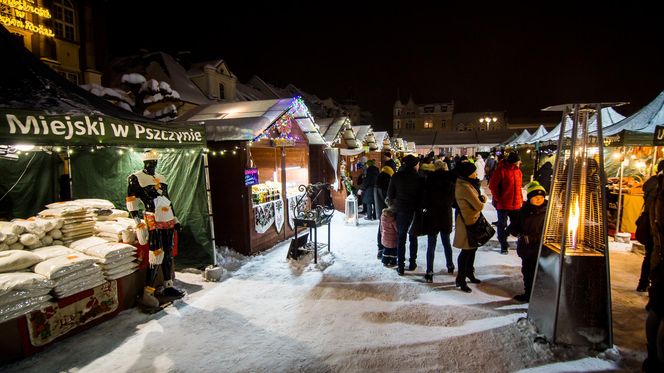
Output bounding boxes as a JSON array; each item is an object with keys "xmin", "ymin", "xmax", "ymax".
[
  {"xmin": 520, "ymin": 125, "xmax": 548, "ymax": 145},
  {"xmin": 373, "ymin": 131, "xmax": 390, "ymax": 150},
  {"xmin": 596, "ymin": 90, "xmax": 664, "ymax": 145},
  {"xmin": 505, "ymin": 129, "xmax": 531, "ymax": 147}
]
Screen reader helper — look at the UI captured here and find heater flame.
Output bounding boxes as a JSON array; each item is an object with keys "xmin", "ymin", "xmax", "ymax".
[{"xmin": 568, "ymin": 196, "xmax": 580, "ymax": 249}]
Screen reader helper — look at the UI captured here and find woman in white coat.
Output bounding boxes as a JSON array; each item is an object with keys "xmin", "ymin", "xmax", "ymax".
[{"xmin": 475, "ymin": 154, "xmax": 486, "ymax": 184}]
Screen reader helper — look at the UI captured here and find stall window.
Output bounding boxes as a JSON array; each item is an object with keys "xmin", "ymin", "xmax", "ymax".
[{"xmin": 52, "ymin": 0, "xmax": 77, "ymax": 42}]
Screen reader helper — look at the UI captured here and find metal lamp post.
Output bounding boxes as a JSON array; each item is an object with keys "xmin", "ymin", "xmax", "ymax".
[{"xmin": 479, "ymin": 116, "xmax": 497, "ymax": 131}]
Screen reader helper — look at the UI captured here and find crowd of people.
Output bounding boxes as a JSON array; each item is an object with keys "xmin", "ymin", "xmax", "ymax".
[
  {"xmin": 352, "ymin": 150, "xmax": 664, "ymax": 370},
  {"xmin": 354, "ymin": 150, "xmax": 543, "ymax": 298}
]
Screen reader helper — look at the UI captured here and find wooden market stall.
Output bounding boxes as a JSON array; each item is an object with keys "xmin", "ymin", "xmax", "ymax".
[{"xmin": 180, "ymin": 98, "xmax": 325, "ymax": 255}]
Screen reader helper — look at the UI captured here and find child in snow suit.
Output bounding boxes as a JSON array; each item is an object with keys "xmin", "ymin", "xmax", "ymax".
[
  {"xmin": 508, "ymin": 181, "xmax": 548, "ymax": 302},
  {"xmin": 381, "ymin": 205, "xmax": 398, "ymax": 267}
]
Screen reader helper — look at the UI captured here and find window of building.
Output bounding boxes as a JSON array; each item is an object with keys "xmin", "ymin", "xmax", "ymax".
[
  {"xmin": 218, "ymin": 83, "xmax": 225, "ymax": 99},
  {"xmin": 396, "ymin": 109, "xmax": 401, "ymax": 116},
  {"xmin": 424, "ymin": 106, "xmax": 434, "ymax": 113},
  {"xmin": 395, "ymin": 120, "xmax": 401, "ymax": 129},
  {"xmin": 424, "ymin": 119, "xmax": 433, "ymax": 129},
  {"xmin": 406, "ymin": 121, "xmax": 415, "ymax": 129},
  {"xmin": 57, "ymin": 70, "xmax": 79, "ymax": 85},
  {"xmin": 440, "ymin": 105, "xmax": 447, "ymax": 111},
  {"xmin": 441, "ymin": 120, "xmax": 446, "ymax": 128},
  {"xmin": 52, "ymin": 0, "xmax": 77, "ymax": 42}
]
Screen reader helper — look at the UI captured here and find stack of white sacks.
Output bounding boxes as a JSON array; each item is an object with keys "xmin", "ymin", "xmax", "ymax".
[
  {"xmin": 38, "ymin": 206, "xmax": 95, "ymax": 245},
  {"xmin": 94, "ymin": 218, "xmax": 136, "ymax": 243},
  {"xmin": 0, "ymin": 218, "xmax": 65, "ymax": 251},
  {"xmin": 31, "ymin": 246, "xmax": 103, "ymax": 299},
  {"xmin": 0, "ymin": 250, "xmax": 53, "ymax": 322},
  {"xmin": 70, "ymin": 237, "xmax": 138, "ymax": 280}
]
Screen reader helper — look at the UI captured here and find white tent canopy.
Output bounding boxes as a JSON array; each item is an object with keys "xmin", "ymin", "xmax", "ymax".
[
  {"xmin": 506, "ymin": 129, "xmax": 531, "ymax": 147},
  {"xmin": 600, "ymin": 90, "xmax": 664, "ymax": 136},
  {"xmin": 521, "ymin": 125, "xmax": 548, "ymax": 144}
]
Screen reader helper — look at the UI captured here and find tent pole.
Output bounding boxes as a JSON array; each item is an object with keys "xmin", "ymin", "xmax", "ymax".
[
  {"xmin": 651, "ymin": 146, "xmax": 659, "ymax": 176},
  {"xmin": 66, "ymin": 146, "xmax": 73, "ymax": 200},
  {"xmin": 616, "ymin": 147, "xmax": 625, "ymax": 234},
  {"xmin": 203, "ymin": 152, "xmax": 217, "ymax": 266}
]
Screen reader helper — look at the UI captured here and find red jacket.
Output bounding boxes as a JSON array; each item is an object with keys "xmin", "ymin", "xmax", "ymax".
[{"xmin": 489, "ymin": 160, "xmax": 523, "ymax": 210}]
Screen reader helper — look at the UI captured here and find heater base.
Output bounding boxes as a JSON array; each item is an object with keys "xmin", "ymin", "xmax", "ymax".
[{"xmin": 528, "ymin": 244, "xmax": 612, "ymax": 348}]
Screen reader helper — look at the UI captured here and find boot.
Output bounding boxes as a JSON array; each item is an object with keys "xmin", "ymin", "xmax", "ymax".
[
  {"xmin": 467, "ymin": 273, "xmax": 482, "ymax": 284},
  {"xmin": 447, "ymin": 265, "xmax": 455, "ymax": 274},
  {"xmin": 424, "ymin": 273, "xmax": 433, "ymax": 283},
  {"xmin": 162, "ymin": 280, "xmax": 185, "ymax": 299},
  {"xmin": 408, "ymin": 262, "xmax": 417, "ymax": 271},
  {"xmin": 455, "ymin": 278, "xmax": 472, "ymax": 293},
  {"xmin": 636, "ymin": 281, "xmax": 649, "ymax": 292},
  {"xmin": 396, "ymin": 267, "xmax": 405, "ymax": 276},
  {"xmin": 141, "ymin": 286, "xmax": 160, "ymax": 308}
]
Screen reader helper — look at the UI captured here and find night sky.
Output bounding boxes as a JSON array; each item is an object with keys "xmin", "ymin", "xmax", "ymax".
[{"xmin": 105, "ymin": 2, "xmax": 664, "ymax": 131}]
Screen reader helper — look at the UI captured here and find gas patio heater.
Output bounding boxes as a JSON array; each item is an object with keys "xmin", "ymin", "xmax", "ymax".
[{"xmin": 528, "ymin": 103, "xmax": 613, "ymax": 349}]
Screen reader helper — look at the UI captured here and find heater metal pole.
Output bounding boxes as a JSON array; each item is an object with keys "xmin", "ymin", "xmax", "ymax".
[{"xmin": 616, "ymin": 147, "xmax": 625, "ymax": 233}]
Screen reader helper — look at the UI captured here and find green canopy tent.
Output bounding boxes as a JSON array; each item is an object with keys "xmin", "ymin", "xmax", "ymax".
[{"xmin": 0, "ymin": 26, "xmax": 212, "ymax": 267}]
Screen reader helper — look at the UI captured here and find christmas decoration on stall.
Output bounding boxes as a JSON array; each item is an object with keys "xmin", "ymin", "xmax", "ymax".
[
  {"xmin": 251, "ymin": 96, "xmax": 313, "ymax": 146},
  {"xmin": 274, "ymin": 199, "xmax": 285, "ymax": 233},
  {"xmin": 253, "ymin": 201, "xmax": 276, "ymax": 234}
]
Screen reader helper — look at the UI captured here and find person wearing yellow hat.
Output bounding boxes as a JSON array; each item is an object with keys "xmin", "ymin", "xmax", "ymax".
[
  {"xmin": 375, "ymin": 165, "xmax": 394, "ymax": 261},
  {"xmin": 508, "ymin": 181, "xmax": 547, "ymax": 302}
]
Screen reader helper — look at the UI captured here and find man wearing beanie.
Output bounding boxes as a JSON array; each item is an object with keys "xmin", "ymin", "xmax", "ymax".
[
  {"xmin": 489, "ymin": 151, "xmax": 523, "ymax": 254},
  {"xmin": 387, "ymin": 154, "xmax": 425, "ymax": 275},
  {"xmin": 508, "ymin": 181, "xmax": 547, "ymax": 302}
]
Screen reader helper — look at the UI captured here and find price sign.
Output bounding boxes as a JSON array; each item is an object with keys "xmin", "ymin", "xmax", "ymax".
[{"xmin": 245, "ymin": 168, "xmax": 259, "ymax": 186}]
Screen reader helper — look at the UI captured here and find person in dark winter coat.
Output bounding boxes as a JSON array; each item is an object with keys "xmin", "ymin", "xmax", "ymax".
[
  {"xmin": 382, "ymin": 151, "xmax": 397, "ymax": 173},
  {"xmin": 643, "ymin": 161, "xmax": 664, "ymax": 372},
  {"xmin": 508, "ymin": 181, "xmax": 548, "ymax": 302},
  {"xmin": 489, "ymin": 152, "xmax": 523, "ymax": 254},
  {"xmin": 359, "ymin": 160, "xmax": 379, "ymax": 220},
  {"xmin": 535, "ymin": 161, "xmax": 553, "ymax": 193},
  {"xmin": 484, "ymin": 155, "xmax": 497, "ymax": 182},
  {"xmin": 375, "ymin": 166, "xmax": 394, "ymax": 260},
  {"xmin": 637, "ymin": 160, "xmax": 664, "ymax": 292},
  {"xmin": 386, "ymin": 154, "xmax": 424, "ymax": 275},
  {"xmin": 421, "ymin": 159, "xmax": 457, "ymax": 282}
]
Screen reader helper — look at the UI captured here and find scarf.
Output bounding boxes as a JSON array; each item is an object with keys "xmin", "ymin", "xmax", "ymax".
[{"xmin": 460, "ymin": 176, "xmax": 482, "ymax": 196}]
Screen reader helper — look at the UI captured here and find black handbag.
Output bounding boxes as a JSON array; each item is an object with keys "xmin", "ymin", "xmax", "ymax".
[
  {"xmin": 461, "ymin": 212, "xmax": 496, "ymax": 248},
  {"xmin": 635, "ymin": 210, "xmax": 650, "ymax": 245}
]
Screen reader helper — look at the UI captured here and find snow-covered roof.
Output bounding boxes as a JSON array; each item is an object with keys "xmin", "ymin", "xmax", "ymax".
[
  {"xmin": 601, "ymin": 90, "xmax": 664, "ymax": 136},
  {"xmin": 352, "ymin": 125, "xmax": 371, "ymax": 143},
  {"xmin": 178, "ymin": 98, "xmax": 324, "ymax": 143},
  {"xmin": 108, "ymin": 52, "xmax": 210, "ymax": 106},
  {"xmin": 316, "ymin": 117, "xmax": 353, "ymax": 145}
]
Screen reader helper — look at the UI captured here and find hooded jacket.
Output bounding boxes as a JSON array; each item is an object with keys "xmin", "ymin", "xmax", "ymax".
[{"xmin": 489, "ymin": 160, "xmax": 523, "ymax": 210}]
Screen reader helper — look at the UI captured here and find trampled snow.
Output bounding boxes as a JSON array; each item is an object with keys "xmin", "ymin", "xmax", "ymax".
[{"xmin": 1, "ymin": 191, "xmax": 649, "ymax": 372}]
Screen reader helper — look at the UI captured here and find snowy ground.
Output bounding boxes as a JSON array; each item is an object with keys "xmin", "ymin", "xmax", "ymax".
[{"xmin": 3, "ymin": 197, "xmax": 649, "ymax": 372}]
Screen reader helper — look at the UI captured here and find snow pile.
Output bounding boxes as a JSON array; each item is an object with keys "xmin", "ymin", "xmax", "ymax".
[{"xmin": 121, "ymin": 73, "xmax": 147, "ymax": 85}]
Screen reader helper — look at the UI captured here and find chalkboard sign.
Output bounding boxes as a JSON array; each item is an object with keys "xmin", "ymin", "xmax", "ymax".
[{"xmin": 245, "ymin": 168, "xmax": 259, "ymax": 186}]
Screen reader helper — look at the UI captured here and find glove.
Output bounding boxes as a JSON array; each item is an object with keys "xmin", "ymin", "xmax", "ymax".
[
  {"xmin": 479, "ymin": 195, "xmax": 487, "ymax": 203},
  {"xmin": 149, "ymin": 249, "xmax": 164, "ymax": 265},
  {"xmin": 174, "ymin": 222, "xmax": 182, "ymax": 232}
]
